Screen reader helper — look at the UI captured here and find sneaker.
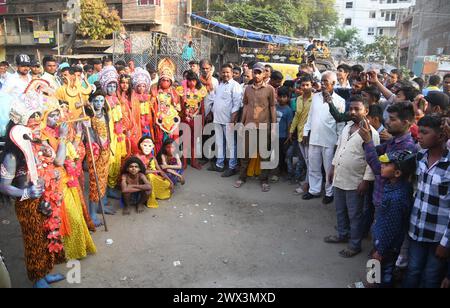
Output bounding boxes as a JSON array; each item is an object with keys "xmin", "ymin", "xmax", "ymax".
[
  {"xmin": 221, "ymin": 168, "xmax": 237, "ymax": 178},
  {"xmin": 322, "ymin": 196, "xmax": 334, "ymax": 204},
  {"xmin": 294, "ymin": 187, "xmax": 304, "ymax": 195},
  {"xmin": 302, "ymin": 192, "xmax": 321, "ymax": 200}
]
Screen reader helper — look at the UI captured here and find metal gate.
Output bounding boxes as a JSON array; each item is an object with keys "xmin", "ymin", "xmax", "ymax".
[{"xmin": 113, "ymin": 32, "xmax": 211, "ymax": 81}]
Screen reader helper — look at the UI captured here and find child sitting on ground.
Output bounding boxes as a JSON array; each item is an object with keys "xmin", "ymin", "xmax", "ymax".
[
  {"xmin": 121, "ymin": 157, "xmax": 152, "ymax": 215},
  {"xmin": 159, "ymin": 139, "xmax": 185, "ymax": 186}
]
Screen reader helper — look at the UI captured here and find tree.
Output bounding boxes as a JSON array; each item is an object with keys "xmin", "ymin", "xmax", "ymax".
[
  {"xmin": 329, "ymin": 28, "xmax": 364, "ymax": 58},
  {"xmin": 360, "ymin": 36, "xmax": 397, "ymax": 65},
  {"xmin": 77, "ymin": 0, "xmax": 123, "ymax": 40},
  {"xmin": 193, "ymin": 0, "xmax": 338, "ymax": 37}
]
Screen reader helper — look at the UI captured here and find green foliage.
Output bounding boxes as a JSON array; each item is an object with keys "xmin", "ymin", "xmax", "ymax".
[
  {"xmin": 329, "ymin": 28, "xmax": 364, "ymax": 58},
  {"xmin": 77, "ymin": 0, "xmax": 123, "ymax": 40},
  {"xmin": 359, "ymin": 36, "xmax": 397, "ymax": 64},
  {"xmin": 193, "ymin": 0, "xmax": 338, "ymax": 37}
]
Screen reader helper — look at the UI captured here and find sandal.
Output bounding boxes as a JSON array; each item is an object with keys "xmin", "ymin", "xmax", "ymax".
[
  {"xmin": 324, "ymin": 235, "xmax": 349, "ymax": 244},
  {"xmin": 261, "ymin": 183, "xmax": 271, "ymax": 192},
  {"xmin": 339, "ymin": 248, "xmax": 362, "ymax": 258},
  {"xmin": 234, "ymin": 180, "xmax": 244, "ymax": 188}
]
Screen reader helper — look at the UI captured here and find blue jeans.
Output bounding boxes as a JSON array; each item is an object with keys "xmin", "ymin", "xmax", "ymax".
[
  {"xmin": 286, "ymin": 140, "xmax": 306, "ymax": 181},
  {"xmin": 214, "ymin": 123, "xmax": 237, "ymax": 170},
  {"xmin": 334, "ymin": 187, "xmax": 364, "ymax": 251},
  {"xmin": 402, "ymin": 239, "xmax": 447, "ymax": 288}
]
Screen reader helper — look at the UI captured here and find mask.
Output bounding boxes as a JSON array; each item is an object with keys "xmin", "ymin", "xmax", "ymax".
[
  {"xmin": 160, "ymin": 79, "xmax": 171, "ymax": 90},
  {"xmin": 140, "ymin": 139, "xmax": 155, "ymax": 156}
]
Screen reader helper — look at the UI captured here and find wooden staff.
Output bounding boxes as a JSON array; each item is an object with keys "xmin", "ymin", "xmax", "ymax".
[{"xmin": 79, "ymin": 93, "xmax": 108, "ymax": 232}]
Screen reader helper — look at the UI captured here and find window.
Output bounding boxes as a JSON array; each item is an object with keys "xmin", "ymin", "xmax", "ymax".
[
  {"xmin": 344, "ymin": 18, "xmax": 352, "ymax": 26},
  {"xmin": 391, "ymin": 12, "xmax": 397, "ymax": 21},
  {"xmin": 370, "ymin": 11, "xmax": 376, "ymax": 18},
  {"xmin": 378, "ymin": 28, "xmax": 384, "ymax": 35},
  {"xmin": 385, "ymin": 12, "xmax": 391, "ymax": 21},
  {"xmin": 368, "ymin": 27, "xmax": 375, "ymax": 36},
  {"xmin": 138, "ymin": 0, "xmax": 161, "ymax": 5},
  {"xmin": 381, "ymin": 12, "xmax": 385, "ymax": 17},
  {"xmin": 346, "ymin": 2, "xmax": 353, "ymax": 8}
]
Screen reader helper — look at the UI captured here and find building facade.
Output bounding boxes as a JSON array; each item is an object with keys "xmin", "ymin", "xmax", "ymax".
[
  {"xmin": 0, "ymin": 0, "xmax": 191, "ymax": 61},
  {"xmin": 335, "ymin": 0, "xmax": 415, "ymax": 44}
]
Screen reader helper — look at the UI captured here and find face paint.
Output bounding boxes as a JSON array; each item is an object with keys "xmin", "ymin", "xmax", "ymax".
[
  {"xmin": 93, "ymin": 95, "xmax": 105, "ymax": 111},
  {"xmin": 137, "ymin": 84, "xmax": 147, "ymax": 94},
  {"xmin": 140, "ymin": 139, "xmax": 155, "ymax": 156},
  {"xmin": 46, "ymin": 110, "xmax": 61, "ymax": 128},
  {"xmin": 160, "ymin": 78, "xmax": 171, "ymax": 90},
  {"xmin": 106, "ymin": 82, "xmax": 117, "ymax": 96}
]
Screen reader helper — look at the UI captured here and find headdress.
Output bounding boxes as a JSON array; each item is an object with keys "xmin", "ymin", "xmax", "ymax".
[
  {"xmin": 157, "ymin": 58, "xmax": 176, "ymax": 82},
  {"xmin": 131, "ymin": 68, "xmax": 151, "ymax": 92},
  {"xmin": 9, "ymin": 92, "xmax": 44, "ymax": 126},
  {"xmin": 98, "ymin": 66, "xmax": 119, "ymax": 93}
]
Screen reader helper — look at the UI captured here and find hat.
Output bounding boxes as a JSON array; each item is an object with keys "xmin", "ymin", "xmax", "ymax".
[
  {"xmin": 131, "ymin": 68, "xmax": 151, "ymax": 92},
  {"xmin": 15, "ymin": 54, "xmax": 31, "ymax": 66},
  {"xmin": 379, "ymin": 150, "xmax": 415, "ymax": 168},
  {"xmin": 98, "ymin": 66, "xmax": 119, "ymax": 93},
  {"xmin": 252, "ymin": 62, "xmax": 265, "ymax": 73},
  {"xmin": 9, "ymin": 92, "xmax": 44, "ymax": 126},
  {"xmin": 30, "ymin": 60, "xmax": 41, "ymax": 67}
]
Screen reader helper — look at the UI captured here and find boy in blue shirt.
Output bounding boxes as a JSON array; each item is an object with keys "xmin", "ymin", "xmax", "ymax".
[
  {"xmin": 274, "ymin": 86, "xmax": 294, "ymax": 179},
  {"xmin": 368, "ymin": 150, "xmax": 416, "ymax": 287}
]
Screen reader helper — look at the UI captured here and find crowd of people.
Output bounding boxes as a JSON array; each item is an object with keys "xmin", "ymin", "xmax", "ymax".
[{"xmin": 0, "ymin": 51, "xmax": 449, "ymax": 288}]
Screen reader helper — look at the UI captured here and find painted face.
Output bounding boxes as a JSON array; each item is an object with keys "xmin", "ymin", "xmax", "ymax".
[
  {"xmin": 46, "ymin": 110, "xmax": 61, "ymax": 128},
  {"xmin": 127, "ymin": 163, "xmax": 140, "ymax": 176},
  {"xmin": 106, "ymin": 82, "xmax": 117, "ymax": 96},
  {"xmin": 160, "ymin": 78, "xmax": 171, "ymax": 90},
  {"xmin": 27, "ymin": 112, "xmax": 42, "ymax": 139},
  {"xmin": 93, "ymin": 95, "xmax": 105, "ymax": 111},
  {"xmin": 140, "ymin": 139, "xmax": 155, "ymax": 156},
  {"xmin": 136, "ymin": 84, "xmax": 147, "ymax": 94}
]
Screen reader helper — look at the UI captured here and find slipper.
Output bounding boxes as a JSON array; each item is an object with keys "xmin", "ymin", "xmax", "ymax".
[
  {"xmin": 324, "ymin": 235, "xmax": 349, "ymax": 244},
  {"xmin": 339, "ymin": 248, "xmax": 362, "ymax": 258},
  {"xmin": 261, "ymin": 183, "xmax": 271, "ymax": 192},
  {"xmin": 234, "ymin": 180, "xmax": 244, "ymax": 188}
]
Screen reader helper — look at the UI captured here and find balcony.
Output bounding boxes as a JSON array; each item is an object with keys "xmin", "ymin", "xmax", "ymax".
[
  {"xmin": 377, "ymin": 20, "xmax": 397, "ymax": 28},
  {"xmin": 121, "ymin": 3, "xmax": 162, "ymax": 25},
  {"xmin": 0, "ymin": 32, "xmax": 63, "ymax": 46}
]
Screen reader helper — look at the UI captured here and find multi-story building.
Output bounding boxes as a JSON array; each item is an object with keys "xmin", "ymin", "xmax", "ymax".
[
  {"xmin": 335, "ymin": 0, "xmax": 415, "ymax": 44},
  {"xmin": 0, "ymin": 0, "xmax": 72, "ymax": 62},
  {"xmin": 396, "ymin": 0, "xmax": 450, "ymax": 74},
  {"xmin": 0, "ymin": 0, "xmax": 192, "ymax": 61}
]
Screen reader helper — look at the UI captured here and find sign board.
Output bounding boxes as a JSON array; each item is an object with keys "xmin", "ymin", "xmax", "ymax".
[{"xmin": 33, "ymin": 31, "xmax": 55, "ymax": 44}]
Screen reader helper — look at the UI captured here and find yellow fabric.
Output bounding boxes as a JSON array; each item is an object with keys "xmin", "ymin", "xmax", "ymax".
[
  {"xmin": 140, "ymin": 102, "xmax": 150, "ymax": 115},
  {"xmin": 107, "ymin": 103, "xmax": 127, "ymax": 188},
  {"xmin": 146, "ymin": 159, "xmax": 172, "ymax": 208},
  {"xmin": 62, "ymin": 186, "xmax": 97, "ymax": 260},
  {"xmin": 55, "ymin": 86, "xmax": 89, "ymax": 120},
  {"xmin": 290, "ymin": 96, "xmax": 312, "ymax": 142},
  {"xmin": 247, "ymin": 156, "xmax": 262, "ymax": 177}
]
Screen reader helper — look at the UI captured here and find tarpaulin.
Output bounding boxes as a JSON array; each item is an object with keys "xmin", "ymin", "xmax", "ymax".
[{"xmin": 191, "ymin": 14, "xmax": 307, "ymax": 46}]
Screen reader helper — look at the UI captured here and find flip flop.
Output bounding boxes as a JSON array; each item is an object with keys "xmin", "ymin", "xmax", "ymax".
[
  {"xmin": 339, "ymin": 248, "xmax": 362, "ymax": 258},
  {"xmin": 234, "ymin": 180, "xmax": 244, "ymax": 188},
  {"xmin": 261, "ymin": 183, "xmax": 271, "ymax": 192}
]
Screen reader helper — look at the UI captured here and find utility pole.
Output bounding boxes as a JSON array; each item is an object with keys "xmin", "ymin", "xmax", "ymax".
[{"xmin": 206, "ymin": 0, "xmax": 210, "ymax": 16}]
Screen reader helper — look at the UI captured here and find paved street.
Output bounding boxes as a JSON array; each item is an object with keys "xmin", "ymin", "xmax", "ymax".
[{"xmin": 1, "ymin": 167, "xmax": 369, "ymax": 288}]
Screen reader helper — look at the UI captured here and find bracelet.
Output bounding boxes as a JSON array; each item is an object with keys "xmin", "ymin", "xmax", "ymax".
[{"xmin": 20, "ymin": 188, "xmax": 30, "ymax": 201}]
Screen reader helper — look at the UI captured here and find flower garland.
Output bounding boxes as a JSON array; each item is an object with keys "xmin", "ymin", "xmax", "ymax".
[{"xmin": 34, "ymin": 144, "xmax": 64, "ymax": 254}]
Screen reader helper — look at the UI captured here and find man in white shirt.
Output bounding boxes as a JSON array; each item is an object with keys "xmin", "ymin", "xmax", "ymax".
[
  {"xmin": 0, "ymin": 61, "xmax": 12, "ymax": 91},
  {"xmin": 208, "ymin": 63, "xmax": 243, "ymax": 177},
  {"xmin": 1, "ymin": 54, "xmax": 32, "ymax": 97},
  {"xmin": 41, "ymin": 56, "xmax": 61, "ymax": 91},
  {"xmin": 324, "ymin": 95, "xmax": 380, "ymax": 258},
  {"xmin": 335, "ymin": 64, "xmax": 352, "ymax": 89},
  {"xmin": 302, "ymin": 71, "xmax": 346, "ymax": 204}
]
